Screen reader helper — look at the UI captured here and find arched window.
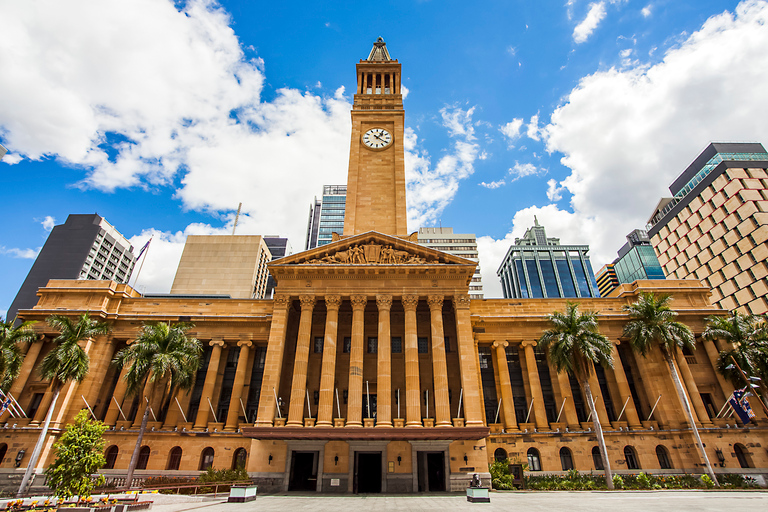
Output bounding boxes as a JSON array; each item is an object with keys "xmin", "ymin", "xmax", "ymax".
[
  {"xmin": 167, "ymin": 447, "xmax": 182, "ymax": 471},
  {"xmin": 559, "ymin": 447, "xmax": 574, "ymax": 471},
  {"xmin": 137, "ymin": 446, "xmax": 150, "ymax": 470},
  {"xmin": 527, "ymin": 448, "xmax": 541, "ymax": 471},
  {"xmin": 624, "ymin": 446, "xmax": 640, "ymax": 470},
  {"xmin": 232, "ymin": 448, "xmax": 247, "ymax": 470},
  {"xmin": 200, "ymin": 447, "xmax": 215, "ymax": 470},
  {"xmin": 591, "ymin": 446, "xmax": 603, "ymax": 470},
  {"xmin": 105, "ymin": 445, "xmax": 119, "ymax": 470},
  {"xmin": 734, "ymin": 444, "xmax": 752, "ymax": 469},
  {"xmin": 655, "ymin": 445, "xmax": 673, "ymax": 469},
  {"xmin": 494, "ymin": 448, "xmax": 507, "ymax": 463}
]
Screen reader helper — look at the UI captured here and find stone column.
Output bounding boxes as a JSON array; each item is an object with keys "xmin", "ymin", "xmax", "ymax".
[
  {"xmin": 609, "ymin": 341, "xmax": 641, "ymax": 428},
  {"xmin": 453, "ymin": 295, "xmax": 484, "ymax": 426},
  {"xmin": 225, "ymin": 340, "xmax": 253, "ymax": 431},
  {"xmin": 492, "ymin": 341, "xmax": 518, "ymax": 431},
  {"xmin": 255, "ymin": 295, "xmax": 292, "ymax": 426},
  {"xmin": 316, "ymin": 295, "xmax": 342, "ymax": 427},
  {"xmin": 428, "ymin": 295, "xmax": 451, "ymax": 428},
  {"xmin": 347, "ymin": 295, "xmax": 368, "ymax": 427},
  {"xmin": 193, "ymin": 339, "xmax": 225, "ymax": 429},
  {"xmin": 53, "ymin": 336, "xmax": 97, "ymax": 427},
  {"xmin": 587, "ymin": 366, "xmax": 611, "ymax": 426},
  {"xmin": 550, "ymin": 362, "xmax": 580, "ymax": 428},
  {"xmin": 287, "ymin": 295, "xmax": 317, "ymax": 427},
  {"xmin": 701, "ymin": 338, "xmax": 732, "ymax": 402},
  {"xmin": 521, "ymin": 340, "xmax": 548, "ymax": 429},
  {"xmin": 103, "ymin": 365, "xmax": 131, "ymax": 426},
  {"xmin": 403, "ymin": 294, "xmax": 422, "ymax": 427},
  {"xmin": 675, "ymin": 347, "xmax": 712, "ymax": 426},
  {"xmin": 1, "ymin": 340, "xmax": 43, "ymax": 422},
  {"xmin": 376, "ymin": 295, "xmax": 393, "ymax": 427}
]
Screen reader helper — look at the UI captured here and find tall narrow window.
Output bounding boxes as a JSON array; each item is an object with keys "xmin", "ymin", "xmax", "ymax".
[
  {"xmin": 105, "ymin": 445, "xmax": 119, "ymax": 470},
  {"xmin": 624, "ymin": 446, "xmax": 640, "ymax": 470},
  {"xmin": 137, "ymin": 446, "xmax": 150, "ymax": 470},
  {"xmin": 200, "ymin": 447, "xmax": 215, "ymax": 470},
  {"xmin": 559, "ymin": 447, "xmax": 574, "ymax": 471},
  {"xmin": 655, "ymin": 445, "xmax": 672, "ymax": 469},
  {"xmin": 167, "ymin": 447, "xmax": 182, "ymax": 470},
  {"xmin": 367, "ymin": 337, "xmax": 378, "ymax": 354},
  {"xmin": 591, "ymin": 446, "xmax": 603, "ymax": 470},
  {"xmin": 527, "ymin": 448, "xmax": 542, "ymax": 471}
]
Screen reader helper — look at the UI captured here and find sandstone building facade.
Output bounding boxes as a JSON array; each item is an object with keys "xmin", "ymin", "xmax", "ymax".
[{"xmin": 2, "ymin": 40, "xmax": 767, "ymax": 494}]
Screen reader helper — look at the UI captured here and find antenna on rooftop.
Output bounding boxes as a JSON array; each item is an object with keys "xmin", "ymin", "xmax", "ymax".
[{"xmin": 232, "ymin": 202, "xmax": 242, "ymax": 235}]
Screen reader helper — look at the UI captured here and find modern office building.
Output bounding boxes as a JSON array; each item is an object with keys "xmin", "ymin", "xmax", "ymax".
[
  {"xmin": 0, "ymin": 143, "xmax": 6, "ymax": 161},
  {"xmin": 595, "ymin": 264, "xmax": 619, "ymax": 298},
  {"xmin": 418, "ymin": 227, "xmax": 484, "ymax": 299},
  {"xmin": 305, "ymin": 185, "xmax": 346, "ymax": 249},
  {"xmin": 263, "ymin": 236, "xmax": 293, "ymax": 298},
  {"xmin": 6, "ymin": 41, "xmax": 767, "ymax": 496},
  {"xmin": 497, "ymin": 218, "xmax": 600, "ymax": 299},
  {"xmin": 598, "ymin": 230, "xmax": 666, "ymax": 297},
  {"xmin": 647, "ymin": 142, "xmax": 768, "ymax": 313},
  {"xmin": 6, "ymin": 214, "xmax": 136, "ymax": 322},
  {"xmin": 170, "ymin": 235, "xmax": 272, "ymax": 299}
]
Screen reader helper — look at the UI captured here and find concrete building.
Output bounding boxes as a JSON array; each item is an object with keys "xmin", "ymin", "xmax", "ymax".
[
  {"xmin": 5, "ymin": 40, "xmax": 768, "ymax": 496},
  {"xmin": 305, "ymin": 185, "xmax": 347, "ymax": 250},
  {"xmin": 595, "ymin": 264, "xmax": 619, "ymax": 298},
  {"xmin": 263, "ymin": 237, "xmax": 293, "ymax": 298},
  {"xmin": 6, "ymin": 214, "xmax": 136, "ymax": 322},
  {"xmin": 497, "ymin": 218, "xmax": 600, "ymax": 299},
  {"xmin": 170, "ymin": 235, "xmax": 272, "ymax": 299},
  {"xmin": 597, "ymin": 230, "xmax": 666, "ymax": 297},
  {"xmin": 647, "ymin": 142, "xmax": 768, "ymax": 313},
  {"xmin": 418, "ymin": 227, "xmax": 484, "ymax": 299}
]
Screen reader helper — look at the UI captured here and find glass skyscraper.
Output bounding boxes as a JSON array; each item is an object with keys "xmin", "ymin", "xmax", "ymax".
[
  {"xmin": 497, "ymin": 218, "xmax": 600, "ymax": 299},
  {"xmin": 305, "ymin": 185, "xmax": 346, "ymax": 249}
]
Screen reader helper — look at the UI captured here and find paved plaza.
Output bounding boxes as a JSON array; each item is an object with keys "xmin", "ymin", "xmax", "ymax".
[{"xmin": 143, "ymin": 490, "xmax": 768, "ymax": 512}]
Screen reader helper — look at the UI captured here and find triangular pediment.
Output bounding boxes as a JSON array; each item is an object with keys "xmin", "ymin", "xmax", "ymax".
[{"xmin": 270, "ymin": 231, "xmax": 475, "ymax": 267}]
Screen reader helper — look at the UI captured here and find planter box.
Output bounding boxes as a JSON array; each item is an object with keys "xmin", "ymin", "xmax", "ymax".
[
  {"xmin": 466, "ymin": 487, "xmax": 490, "ymax": 503},
  {"xmin": 228, "ymin": 484, "xmax": 257, "ymax": 503},
  {"xmin": 333, "ymin": 418, "xmax": 345, "ymax": 427},
  {"xmin": 452, "ymin": 418, "xmax": 465, "ymax": 428}
]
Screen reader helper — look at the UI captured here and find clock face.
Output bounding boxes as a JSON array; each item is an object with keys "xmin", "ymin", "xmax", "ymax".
[{"xmin": 362, "ymin": 128, "xmax": 392, "ymax": 149}]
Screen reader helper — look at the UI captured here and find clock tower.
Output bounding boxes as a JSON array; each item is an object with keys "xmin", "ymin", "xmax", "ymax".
[{"xmin": 343, "ymin": 38, "xmax": 408, "ymax": 237}]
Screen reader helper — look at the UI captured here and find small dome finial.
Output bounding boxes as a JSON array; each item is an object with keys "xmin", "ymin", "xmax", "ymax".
[{"xmin": 377, "ymin": 36, "xmax": 384, "ymax": 42}]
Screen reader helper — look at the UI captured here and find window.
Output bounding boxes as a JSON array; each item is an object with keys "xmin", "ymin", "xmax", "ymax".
[
  {"xmin": 656, "ymin": 445, "xmax": 673, "ymax": 469},
  {"xmin": 417, "ymin": 337, "xmax": 428, "ymax": 354},
  {"xmin": 559, "ymin": 447, "xmax": 574, "ymax": 471},
  {"xmin": 592, "ymin": 446, "xmax": 603, "ymax": 470},
  {"xmin": 105, "ymin": 445, "xmax": 119, "ymax": 470},
  {"xmin": 734, "ymin": 444, "xmax": 752, "ymax": 468},
  {"xmin": 444, "ymin": 336, "xmax": 451, "ymax": 352},
  {"xmin": 314, "ymin": 337, "xmax": 323, "ymax": 354},
  {"xmin": 367, "ymin": 337, "xmax": 378, "ymax": 354},
  {"xmin": 167, "ymin": 447, "xmax": 182, "ymax": 470},
  {"xmin": 624, "ymin": 446, "xmax": 640, "ymax": 470},
  {"xmin": 494, "ymin": 448, "xmax": 507, "ymax": 463},
  {"xmin": 200, "ymin": 447, "xmax": 215, "ymax": 470},
  {"xmin": 27, "ymin": 393, "xmax": 44, "ymax": 419},
  {"xmin": 137, "ymin": 446, "xmax": 150, "ymax": 470},
  {"xmin": 232, "ymin": 448, "xmax": 247, "ymax": 470},
  {"xmin": 527, "ymin": 448, "xmax": 542, "ymax": 471},
  {"xmin": 342, "ymin": 337, "xmax": 351, "ymax": 354},
  {"xmin": 391, "ymin": 337, "xmax": 402, "ymax": 354}
]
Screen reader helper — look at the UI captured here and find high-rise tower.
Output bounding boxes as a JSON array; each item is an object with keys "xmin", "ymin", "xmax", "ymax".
[{"xmin": 343, "ymin": 38, "xmax": 408, "ymax": 237}]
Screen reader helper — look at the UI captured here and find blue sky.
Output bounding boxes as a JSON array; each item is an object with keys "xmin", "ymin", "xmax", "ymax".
[{"xmin": 3, "ymin": 0, "xmax": 768, "ymax": 314}]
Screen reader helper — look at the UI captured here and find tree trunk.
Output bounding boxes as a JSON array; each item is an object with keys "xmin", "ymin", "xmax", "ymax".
[
  {"xmin": 124, "ymin": 398, "xmax": 151, "ymax": 489},
  {"xmin": 583, "ymin": 380, "xmax": 614, "ymax": 489},
  {"xmin": 665, "ymin": 353, "xmax": 719, "ymax": 486},
  {"xmin": 17, "ymin": 386, "xmax": 61, "ymax": 497}
]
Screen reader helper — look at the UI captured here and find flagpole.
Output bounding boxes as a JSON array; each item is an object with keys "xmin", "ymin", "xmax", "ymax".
[
  {"xmin": 130, "ymin": 237, "xmax": 153, "ymax": 295},
  {"xmin": 729, "ymin": 355, "xmax": 768, "ymax": 416}
]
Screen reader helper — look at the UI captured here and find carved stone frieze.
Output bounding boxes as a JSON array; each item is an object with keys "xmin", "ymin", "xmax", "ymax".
[{"xmin": 299, "ymin": 242, "xmax": 443, "ymax": 265}]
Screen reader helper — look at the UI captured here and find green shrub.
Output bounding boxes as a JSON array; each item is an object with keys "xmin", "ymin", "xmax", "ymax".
[
  {"xmin": 637, "ymin": 472, "xmax": 651, "ymax": 489},
  {"xmin": 701, "ymin": 475, "xmax": 715, "ymax": 489},
  {"xmin": 612, "ymin": 474, "xmax": 624, "ymax": 489}
]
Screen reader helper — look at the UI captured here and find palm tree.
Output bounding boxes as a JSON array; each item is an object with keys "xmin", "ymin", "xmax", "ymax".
[
  {"xmin": 0, "ymin": 318, "xmax": 37, "ymax": 392},
  {"xmin": 703, "ymin": 312, "xmax": 768, "ymax": 393},
  {"xmin": 623, "ymin": 292, "xmax": 719, "ymax": 486},
  {"xmin": 539, "ymin": 302, "xmax": 615, "ymax": 489},
  {"xmin": 113, "ymin": 322, "xmax": 202, "ymax": 488},
  {"xmin": 17, "ymin": 313, "xmax": 111, "ymax": 497}
]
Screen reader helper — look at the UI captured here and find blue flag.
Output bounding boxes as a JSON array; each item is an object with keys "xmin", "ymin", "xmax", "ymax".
[{"xmin": 729, "ymin": 388, "xmax": 754, "ymax": 424}]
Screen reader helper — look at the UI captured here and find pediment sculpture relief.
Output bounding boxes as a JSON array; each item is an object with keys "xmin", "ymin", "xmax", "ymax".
[{"xmin": 300, "ymin": 242, "xmax": 444, "ymax": 265}]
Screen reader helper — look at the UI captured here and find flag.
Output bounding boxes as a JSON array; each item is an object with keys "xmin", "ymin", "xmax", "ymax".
[
  {"xmin": 0, "ymin": 397, "xmax": 11, "ymax": 416},
  {"xmin": 729, "ymin": 387, "xmax": 755, "ymax": 424},
  {"xmin": 136, "ymin": 238, "xmax": 152, "ymax": 260}
]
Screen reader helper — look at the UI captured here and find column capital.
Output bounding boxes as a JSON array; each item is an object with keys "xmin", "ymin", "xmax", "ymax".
[
  {"xmin": 325, "ymin": 295, "xmax": 342, "ymax": 311},
  {"xmin": 453, "ymin": 294, "xmax": 471, "ymax": 310},
  {"xmin": 299, "ymin": 295, "xmax": 317, "ymax": 310},
  {"xmin": 209, "ymin": 339, "xmax": 225, "ymax": 348},
  {"xmin": 350, "ymin": 294, "xmax": 368, "ymax": 311},
  {"xmin": 376, "ymin": 294, "xmax": 393, "ymax": 310},
  {"xmin": 274, "ymin": 294, "xmax": 292, "ymax": 309},
  {"xmin": 521, "ymin": 340, "xmax": 538, "ymax": 348},
  {"xmin": 612, "ymin": 339, "xmax": 621, "ymax": 346},
  {"xmin": 237, "ymin": 340, "xmax": 253, "ymax": 348},
  {"xmin": 492, "ymin": 340, "xmax": 509, "ymax": 350},
  {"xmin": 427, "ymin": 295, "xmax": 444, "ymax": 310},
  {"xmin": 402, "ymin": 294, "xmax": 419, "ymax": 311}
]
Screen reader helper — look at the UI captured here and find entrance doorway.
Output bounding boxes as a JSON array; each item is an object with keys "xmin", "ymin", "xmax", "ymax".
[
  {"xmin": 417, "ymin": 451, "xmax": 445, "ymax": 492},
  {"xmin": 288, "ymin": 451, "xmax": 318, "ymax": 491},
  {"xmin": 354, "ymin": 452, "xmax": 382, "ymax": 493}
]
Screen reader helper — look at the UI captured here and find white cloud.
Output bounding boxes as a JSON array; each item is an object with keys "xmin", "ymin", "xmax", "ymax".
[
  {"xmin": 506, "ymin": 46, "xmax": 517, "ymax": 57},
  {"xmin": 546, "ymin": 179, "xmax": 566, "ymax": 202},
  {"xmin": 0, "ymin": 246, "xmax": 39, "ymax": 259},
  {"xmin": 509, "ymin": 162, "xmax": 545, "ymax": 182},
  {"xmin": 573, "ymin": 2, "xmax": 607, "ymax": 44},
  {"xmin": 1, "ymin": 153, "xmax": 22, "ymax": 165},
  {"xmin": 499, "ymin": 118, "xmax": 524, "ymax": 146},
  {"xmin": 479, "ymin": 179, "xmax": 506, "ymax": 189},
  {"xmin": 40, "ymin": 216, "xmax": 55, "ymax": 231},
  {"xmin": 526, "ymin": 114, "xmax": 541, "ymax": 141},
  {"xmin": 642, "ymin": 5, "xmax": 653, "ymax": 17},
  {"xmin": 401, "ymin": 84, "xmax": 410, "ymax": 99}
]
